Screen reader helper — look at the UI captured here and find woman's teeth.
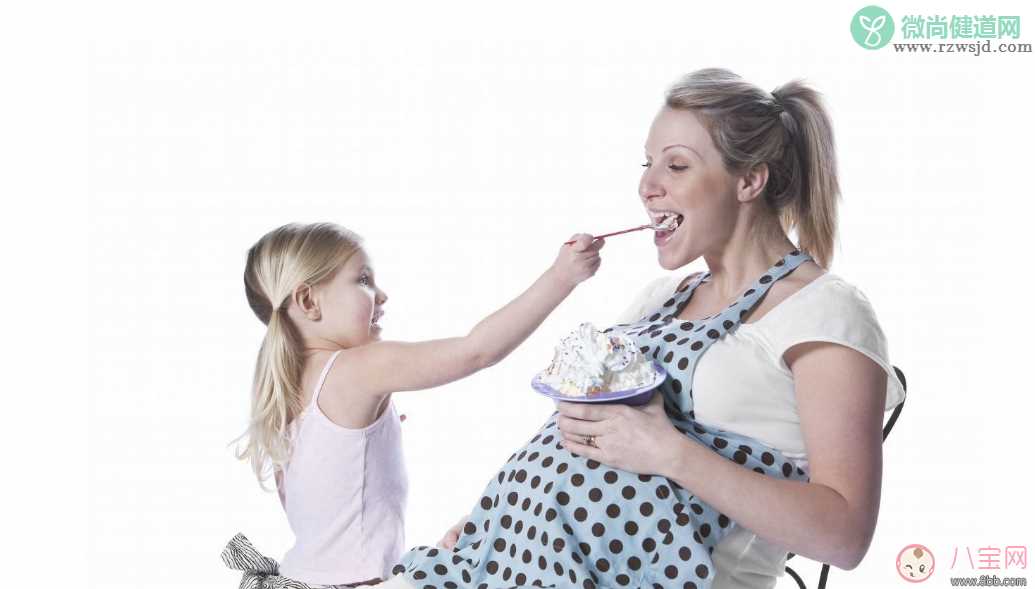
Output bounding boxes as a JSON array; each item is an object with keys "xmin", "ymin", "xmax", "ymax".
[
  {"xmin": 655, "ymin": 217, "xmax": 677, "ymax": 231},
  {"xmin": 653, "ymin": 213, "xmax": 683, "ymax": 247},
  {"xmin": 654, "ymin": 213, "xmax": 683, "ymax": 232}
]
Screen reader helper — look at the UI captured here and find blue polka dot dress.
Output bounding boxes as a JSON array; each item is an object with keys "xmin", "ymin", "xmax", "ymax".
[{"xmin": 392, "ymin": 250, "xmax": 814, "ymax": 589}]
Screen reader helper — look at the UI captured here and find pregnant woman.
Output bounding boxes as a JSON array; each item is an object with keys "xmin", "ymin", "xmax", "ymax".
[{"xmin": 385, "ymin": 67, "xmax": 906, "ymax": 588}]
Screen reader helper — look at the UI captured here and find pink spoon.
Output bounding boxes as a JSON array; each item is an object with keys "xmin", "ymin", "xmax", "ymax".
[{"xmin": 564, "ymin": 217, "xmax": 677, "ymax": 245}]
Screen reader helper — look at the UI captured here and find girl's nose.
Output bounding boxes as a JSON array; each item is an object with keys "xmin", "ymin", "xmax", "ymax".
[{"xmin": 376, "ymin": 290, "xmax": 388, "ymax": 305}]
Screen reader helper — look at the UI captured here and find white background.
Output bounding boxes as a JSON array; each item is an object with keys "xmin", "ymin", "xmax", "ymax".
[{"xmin": 3, "ymin": 1, "xmax": 1033, "ymax": 587}]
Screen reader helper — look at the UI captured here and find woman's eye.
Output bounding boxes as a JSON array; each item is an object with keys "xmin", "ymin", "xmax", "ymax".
[
  {"xmin": 359, "ymin": 275, "xmax": 370, "ymax": 285},
  {"xmin": 641, "ymin": 162, "xmax": 688, "ymax": 172}
]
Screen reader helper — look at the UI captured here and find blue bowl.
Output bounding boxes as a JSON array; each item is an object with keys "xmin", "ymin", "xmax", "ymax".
[{"xmin": 531, "ymin": 361, "xmax": 667, "ymax": 406}]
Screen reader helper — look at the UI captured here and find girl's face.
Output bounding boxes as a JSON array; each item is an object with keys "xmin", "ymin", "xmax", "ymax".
[
  {"xmin": 311, "ymin": 249, "xmax": 388, "ymax": 348},
  {"xmin": 639, "ymin": 106, "xmax": 740, "ymax": 270}
]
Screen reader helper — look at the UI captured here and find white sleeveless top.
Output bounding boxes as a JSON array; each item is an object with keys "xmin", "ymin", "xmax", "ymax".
[
  {"xmin": 615, "ymin": 272, "xmax": 906, "ymax": 589},
  {"xmin": 278, "ymin": 350, "xmax": 409, "ymax": 585}
]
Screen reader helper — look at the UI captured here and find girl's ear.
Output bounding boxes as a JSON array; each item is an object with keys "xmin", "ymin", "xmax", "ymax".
[{"xmin": 292, "ymin": 283, "xmax": 321, "ymax": 321}]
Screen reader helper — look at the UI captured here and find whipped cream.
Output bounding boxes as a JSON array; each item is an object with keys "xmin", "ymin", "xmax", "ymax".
[
  {"xmin": 539, "ymin": 322, "xmax": 656, "ymax": 397},
  {"xmin": 655, "ymin": 214, "xmax": 679, "ymax": 231}
]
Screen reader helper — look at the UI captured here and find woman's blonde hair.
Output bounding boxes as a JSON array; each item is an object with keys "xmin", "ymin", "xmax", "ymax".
[
  {"xmin": 235, "ymin": 222, "xmax": 364, "ymax": 488},
  {"xmin": 664, "ymin": 68, "xmax": 841, "ymax": 268}
]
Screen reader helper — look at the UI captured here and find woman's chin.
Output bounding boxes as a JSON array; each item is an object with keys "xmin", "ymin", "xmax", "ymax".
[
  {"xmin": 654, "ymin": 223, "xmax": 690, "ymax": 269},
  {"xmin": 656, "ymin": 243, "xmax": 695, "ymax": 271},
  {"xmin": 657, "ymin": 254, "xmax": 681, "ymax": 271},
  {"xmin": 656, "ymin": 240, "xmax": 684, "ymax": 270}
]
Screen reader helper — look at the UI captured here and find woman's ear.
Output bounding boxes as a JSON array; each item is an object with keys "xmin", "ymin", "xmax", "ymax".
[
  {"xmin": 735, "ymin": 163, "xmax": 770, "ymax": 203},
  {"xmin": 292, "ymin": 283, "xmax": 321, "ymax": 321}
]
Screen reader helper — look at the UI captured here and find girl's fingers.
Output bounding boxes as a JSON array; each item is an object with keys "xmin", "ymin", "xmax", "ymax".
[{"xmin": 569, "ymin": 234, "xmax": 594, "ymax": 251}]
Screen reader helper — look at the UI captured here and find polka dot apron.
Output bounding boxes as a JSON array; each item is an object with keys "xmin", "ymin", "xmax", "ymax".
[{"xmin": 392, "ymin": 249, "xmax": 813, "ymax": 589}]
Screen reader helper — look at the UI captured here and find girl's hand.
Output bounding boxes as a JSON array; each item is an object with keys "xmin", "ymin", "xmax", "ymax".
[
  {"xmin": 436, "ymin": 514, "xmax": 469, "ymax": 550},
  {"xmin": 550, "ymin": 234, "xmax": 604, "ymax": 289},
  {"xmin": 555, "ymin": 391, "xmax": 682, "ymax": 476}
]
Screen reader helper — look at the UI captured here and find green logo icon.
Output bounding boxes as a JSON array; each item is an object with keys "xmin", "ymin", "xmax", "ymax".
[{"xmin": 851, "ymin": 5, "xmax": 895, "ymax": 49}]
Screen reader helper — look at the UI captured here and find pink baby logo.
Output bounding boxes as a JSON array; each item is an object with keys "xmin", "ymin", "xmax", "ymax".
[{"xmin": 897, "ymin": 544, "xmax": 936, "ymax": 582}]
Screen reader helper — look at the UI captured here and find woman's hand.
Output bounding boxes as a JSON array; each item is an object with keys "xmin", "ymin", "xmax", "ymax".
[
  {"xmin": 436, "ymin": 514, "xmax": 469, "ymax": 550},
  {"xmin": 549, "ymin": 234, "xmax": 604, "ymax": 289},
  {"xmin": 556, "ymin": 391, "xmax": 683, "ymax": 476}
]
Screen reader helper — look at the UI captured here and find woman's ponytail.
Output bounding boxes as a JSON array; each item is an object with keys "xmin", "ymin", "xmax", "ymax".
[{"xmin": 771, "ymin": 80, "xmax": 841, "ymax": 269}]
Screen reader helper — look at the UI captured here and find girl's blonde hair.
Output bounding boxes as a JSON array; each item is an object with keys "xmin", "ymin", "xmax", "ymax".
[
  {"xmin": 664, "ymin": 68, "xmax": 841, "ymax": 268},
  {"xmin": 235, "ymin": 222, "xmax": 364, "ymax": 487}
]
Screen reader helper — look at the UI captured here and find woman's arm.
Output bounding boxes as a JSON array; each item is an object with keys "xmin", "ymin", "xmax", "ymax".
[
  {"xmin": 557, "ymin": 340, "xmax": 887, "ymax": 570},
  {"xmin": 666, "ymin": 341, "xmax": 885, "ymax": 569},
  {"xmin": 337, "ymin": 235, "xmax": 604, "ymax": 397}
]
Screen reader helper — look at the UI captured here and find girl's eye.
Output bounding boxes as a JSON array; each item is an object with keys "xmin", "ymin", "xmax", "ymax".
[
  {"xmin": 641, "ymin": 162, "xmax": 650, "ymax": 168},
  {"xmin": 359, "ymin": 275, "xmax": 371, "ymax": 285}
]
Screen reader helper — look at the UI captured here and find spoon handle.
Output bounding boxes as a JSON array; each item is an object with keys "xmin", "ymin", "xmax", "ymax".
[{"xmin": 563, "ymin": 224, "xmax": 652, "ymax": 245}]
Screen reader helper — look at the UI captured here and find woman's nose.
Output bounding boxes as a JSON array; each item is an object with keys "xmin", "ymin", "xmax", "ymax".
[
  {"xmin": 377, "ymin": 290, "xmax": 388, "ymax": 305},
  {"xmin": 639, "ymin": 173, "xmax": 664, "ymax": 202}
]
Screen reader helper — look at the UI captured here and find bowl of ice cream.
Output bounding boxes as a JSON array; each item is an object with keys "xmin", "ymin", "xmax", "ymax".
[{"xmin": 532, "ymin": 322, "xmax": 667, "ymax": 406}]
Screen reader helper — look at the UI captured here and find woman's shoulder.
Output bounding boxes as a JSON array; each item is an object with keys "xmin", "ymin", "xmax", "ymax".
[
  {"xmin": 761, "ymin": 268, "xmax": 890, "ymax": 356},
  {"xmin": 784, "ymin": 270, "xmax": 876, "ymax": 315},
  {"xmin": 761, "ymin": 270, "xmax": 905, "ymax": 410},
  {"xmin": 757, "ymin": 269, "xmax": 876, "ymax": 330}
]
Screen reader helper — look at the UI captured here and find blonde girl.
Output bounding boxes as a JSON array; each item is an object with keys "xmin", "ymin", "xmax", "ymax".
[{"xmin": 231, "ymin": 222, "xmax": 603, "ymax": 587}]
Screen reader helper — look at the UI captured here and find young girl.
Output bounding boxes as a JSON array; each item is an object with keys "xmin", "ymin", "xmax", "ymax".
[{"xmin": 231, "ymin": 221, "xmax": 604, "ymax": 588}]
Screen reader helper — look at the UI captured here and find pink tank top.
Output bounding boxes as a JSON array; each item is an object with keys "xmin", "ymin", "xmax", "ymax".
[{"xmin": 278, "ymin": 350, "xmax": 408, "ymax": 585}]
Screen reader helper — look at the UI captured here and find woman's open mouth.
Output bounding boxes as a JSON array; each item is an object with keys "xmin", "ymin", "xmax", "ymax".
[{"xmin": 651, "ymin": 211, "xmax": 684, "ymax": 247}]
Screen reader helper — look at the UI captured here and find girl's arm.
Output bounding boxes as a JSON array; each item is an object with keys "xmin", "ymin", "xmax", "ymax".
[{"xmin": 337, "ymin": 234, "xmax": 604, "ymax": 397}]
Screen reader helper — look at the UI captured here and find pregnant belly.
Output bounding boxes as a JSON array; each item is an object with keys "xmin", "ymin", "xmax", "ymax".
[{"xmin": 394, "ymin": 412, "xmax": 736, "ymax": 588}]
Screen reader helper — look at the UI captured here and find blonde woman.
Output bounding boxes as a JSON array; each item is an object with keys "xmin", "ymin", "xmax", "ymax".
[
  {"xmin": 390, "ymin": 68, "xmax": 905, "ymax": 588},
  {"xmin": 224, "ymin": 223, "xmax": 604, "ymax": 587}
]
